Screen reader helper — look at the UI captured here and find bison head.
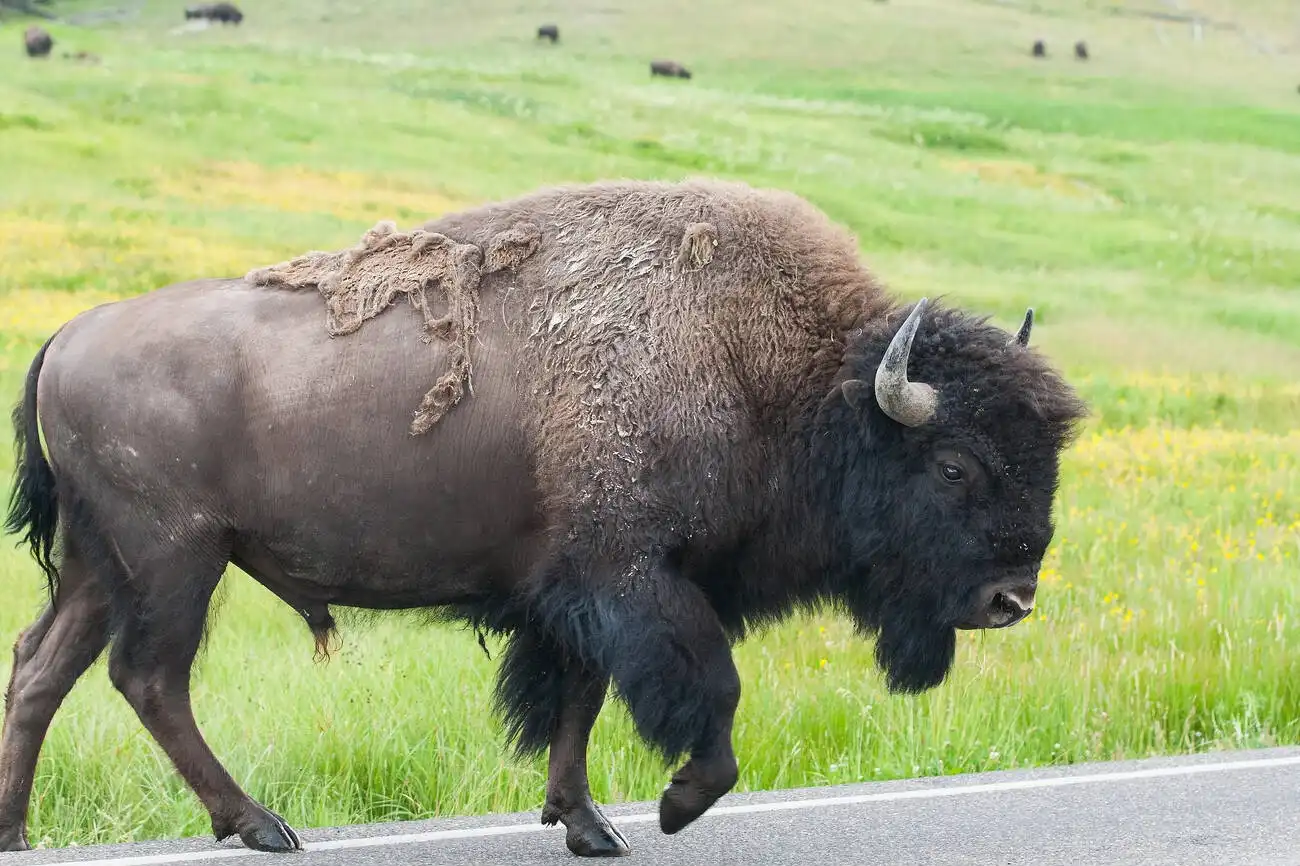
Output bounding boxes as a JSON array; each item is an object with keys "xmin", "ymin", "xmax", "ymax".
[{"xmin": 828, "ymin": 298, "xmax": 1087, "ymax": 694}]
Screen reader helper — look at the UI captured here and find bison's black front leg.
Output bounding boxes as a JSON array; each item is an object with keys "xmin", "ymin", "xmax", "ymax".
[
  {"xmin": 532, "ymin": 556, "xmax": 742, "ymax": 838},
  {"xmin": 649, "ymin": 597, "xmax": 742, "ymax": 837},
  {"xmin": 540, "ymin": 663, "xmax": 630, "ymax": 857}
]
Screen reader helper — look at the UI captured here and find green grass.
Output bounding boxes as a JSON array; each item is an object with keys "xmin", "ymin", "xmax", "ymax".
[{"xmin": 2, "ymin": 0, "xmax": 1299, "ymax": 848}]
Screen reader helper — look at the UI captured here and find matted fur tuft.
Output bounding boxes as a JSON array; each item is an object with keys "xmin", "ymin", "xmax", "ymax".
[
  {"xmin": 676, "ymin": 221, "xmax": 718, "ymax": 271},
  {"xmin": 248, "ymin": 218, "xmax": 547, "ymax": 434},
  {"xmin": 249, "ymin": 223, "xmax": 475, "ymax": 433}
]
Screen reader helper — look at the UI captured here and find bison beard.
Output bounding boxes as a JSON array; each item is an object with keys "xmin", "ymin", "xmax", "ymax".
[{"xmin": 873, "ymin": 614, "xmax": 958, "ymax": 694}]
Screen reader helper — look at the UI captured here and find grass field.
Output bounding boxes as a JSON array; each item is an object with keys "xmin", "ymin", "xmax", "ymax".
[{"xmin": 2, "ymin": 0, "xmax": 1300, "ymax": 849}]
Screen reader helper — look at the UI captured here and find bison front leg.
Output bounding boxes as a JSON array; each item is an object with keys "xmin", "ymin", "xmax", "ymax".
[
  {"xmin": 541, "ymin": 663, "xmax": 630, "ymax": 857},
  {"xmin": 649, "ymin": 607, "xmax": 742, "ymax": 837},
  {"xmin": 534, "ymin": 559, "xmax": 741, "ymax": 838},
  {"xmin": 496, "ymin": 630, "xmax": 628, "ymax": 856}
]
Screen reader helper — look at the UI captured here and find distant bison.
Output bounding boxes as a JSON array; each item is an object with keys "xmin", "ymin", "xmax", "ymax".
[
  {"xmin": 1074, "ymin": 40, "xmax": 1089, "ymax": 60},
  {"xmin": 23, "ymin": 26, "xmax": 53, "ymax": 58},
  {"xmin": 537, "ymin": 23, "xmax": 559, "ymax": 42},
  {"xmin": 1032, "ymin": 39, "xmax": 1046, "ymax": 58},
  {"xmin": 185, "ymin": 2, "xmax": 243, "ymax": 24},
  {"xmin": 651, "ymin": 58, "xmax": 691, "ymax": 79},
  {"xmin": 0, "ymin": 179, "xmax": 1085, "ymax": 857}
]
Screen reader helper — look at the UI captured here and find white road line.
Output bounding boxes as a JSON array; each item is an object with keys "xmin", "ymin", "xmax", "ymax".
[{"xmin": 28, "ymin": 753, "xmax": 1300, "ymax": 866}]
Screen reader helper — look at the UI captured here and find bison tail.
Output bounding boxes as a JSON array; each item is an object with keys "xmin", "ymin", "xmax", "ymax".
[{"xmin": 4, "ymin": 333, "xmax": 61, "ymax": 602}]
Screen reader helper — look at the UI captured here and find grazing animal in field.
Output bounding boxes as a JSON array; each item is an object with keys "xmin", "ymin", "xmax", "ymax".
[
  {"xmin": 1032, "ymin": 39, "xmax": 1046, "ymax": 57},
  {"xmin": 185, "ymin": 2, "xmax": 243, "ymax": 23},
  {"xmin": 23, "ymin": 26, "xmax": 53, "ymax": 58},
  {"xmin": 0, "ymin": 179, "xmax": 1086, "ymax": 857},
  {"xmin": 1075, "ymin": 40, "xmax": 1089, "ymax": 60},
  {"xmin": 650, "ymin": 58, "xmax": 691, "ymax": 79},
  {"xmin": 537, "ymin": 23, "xmax": 559, "ymax": 42}
]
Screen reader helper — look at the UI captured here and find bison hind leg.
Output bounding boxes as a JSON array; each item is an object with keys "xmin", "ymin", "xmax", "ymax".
[
  {"xmin": 106, "ymin": 537, "xmax": 301, "ymax": 853},
  {"xmin": 0, "ymin": 538, "xmax": 112, "ymax": 851}
]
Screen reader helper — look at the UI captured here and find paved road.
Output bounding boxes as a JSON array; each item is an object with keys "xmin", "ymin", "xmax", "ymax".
[{"xmin": 8, "ymin": 746, "xmax": 1300, "ymax": 866}]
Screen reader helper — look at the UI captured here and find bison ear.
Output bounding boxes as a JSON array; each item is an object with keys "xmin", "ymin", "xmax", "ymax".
[{"xmin": 842, "ymin": 379, "xmax": 871, "ymax": 411}]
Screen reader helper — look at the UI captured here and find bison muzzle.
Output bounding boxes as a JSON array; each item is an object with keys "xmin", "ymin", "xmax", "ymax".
[{"xmin": 0, "ymin": 179, "xmax": 1086, "ymax": 857}]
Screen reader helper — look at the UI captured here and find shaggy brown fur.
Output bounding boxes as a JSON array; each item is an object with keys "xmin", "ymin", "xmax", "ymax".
[{"xmin": 396, "ymin": 180, "xmax": 893, "ymax": 548}]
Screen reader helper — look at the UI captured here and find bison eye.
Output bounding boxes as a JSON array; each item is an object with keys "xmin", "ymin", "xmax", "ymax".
[{"xmin": 940, "ymin": 462, "xmax": 964, "ymax": 484}]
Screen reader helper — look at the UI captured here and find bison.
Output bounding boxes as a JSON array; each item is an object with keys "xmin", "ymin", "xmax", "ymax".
[
  {"xmin": 537, "ymin": 23, "xmax": 559, "ymax": 42},
  {"xmin": 1075, "ymin": 40, "xmax": 1089, "ymax": 60},
  {"xmin": 23, "ymin": 26, "xmax": 53, "ymax": 58},
  {"xmin": 650, "ymin": 58, "xmax": 691, "ymax": 79},
  {"xmin": 1032, "ymin": 39, "xmax": 1046, "ymax": 57},
  {"xmin": 0, "ymin": 179, "xmax": 1085, "ymax": 857},
  {"xmin": 185, "ymin": 1, "xmax": 243, "ymax": 24}
]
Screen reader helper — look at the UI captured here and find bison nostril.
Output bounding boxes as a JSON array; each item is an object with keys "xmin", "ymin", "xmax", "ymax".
[{"xmin": 992, "ymin": 592, "xmax": 1028, "ymax": 618}]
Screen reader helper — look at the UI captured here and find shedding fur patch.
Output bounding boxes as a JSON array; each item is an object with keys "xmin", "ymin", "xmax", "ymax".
[
  {"xmin": 485, "ymin": 221, "xmax": 542, "ymax": 273},
  {"xmin": 247, "ymin": 221, "xmax": 495, "ymax": 435},
  {"xmin": 676, "ymin": 221, "xmax": 718, "ymax": 271}
]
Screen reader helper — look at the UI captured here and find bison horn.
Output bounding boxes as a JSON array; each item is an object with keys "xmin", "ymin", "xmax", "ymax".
[
  {"xmin": 874, "ymin": 298, "xmax": 938, "ymax": 427},
  {"xmin": 1012, "ymin": 307, "xmax": 1033, "ymax": 347}
]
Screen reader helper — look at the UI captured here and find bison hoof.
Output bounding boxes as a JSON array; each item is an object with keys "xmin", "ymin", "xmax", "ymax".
[
  {"xmin": 0, "ymin": 827, "xmax": 31, "ymax": 852},
  {"xmin": 658, "ymin": 758, "xmax": 737, "ymax": 835},
  {"xmin": 541, "ymin": 798, "xmax": 631, "ymax": 857},
  {"xmin": 228, "ymin": 805, "xmax": 302, "ymax": 853}
]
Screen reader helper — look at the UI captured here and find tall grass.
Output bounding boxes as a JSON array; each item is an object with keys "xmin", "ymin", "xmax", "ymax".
[{"xmin": 0, "ymin": 0, "xmax": 1298, "ymax": 848}]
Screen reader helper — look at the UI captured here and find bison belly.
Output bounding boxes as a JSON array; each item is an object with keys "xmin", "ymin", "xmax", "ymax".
[{"xmin": 37, "ymin": 278, "xmax": 544, "ymax": 611}]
